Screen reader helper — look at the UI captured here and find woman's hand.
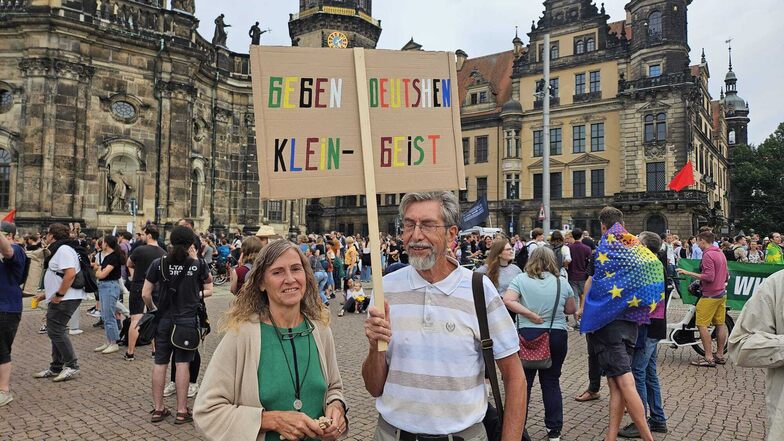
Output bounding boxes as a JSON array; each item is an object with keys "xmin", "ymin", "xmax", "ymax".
[
  {"xmin": 529, "ymin": 313, "xmax": 545, "ymax": 325},
  {"xmin": 262, "ymin": 410, "xmax": 324, "ymax": 441},
  {"xmin": 320, "ymin": 401, "xmax": 347, "ymax": 440}
]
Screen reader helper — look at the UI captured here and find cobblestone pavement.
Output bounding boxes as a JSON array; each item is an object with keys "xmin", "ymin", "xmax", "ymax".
[{"xmin": 3, "ymin": 286, "xmax": 768, "ymax": 440}]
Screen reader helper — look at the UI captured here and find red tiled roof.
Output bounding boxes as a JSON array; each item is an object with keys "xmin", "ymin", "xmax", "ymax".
[
  {"xmin": 711, "ymin": 100, "xmax": 722, "ymax": 130},
  {"xmin": 608, "ymin": 20, "xmax": 632, "ymax": 40},
  {"xmin": 457, "ymin": 50, "xmax": 516, "ymax": 112}
]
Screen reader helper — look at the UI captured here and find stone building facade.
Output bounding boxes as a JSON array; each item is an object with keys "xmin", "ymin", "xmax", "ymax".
[
  {"xmin": 0, "ymin": 0, "xmax": 263, "ymax": 234},
  {"xmin": 455, "ymin": 0, "xmax": 741, "ymax": 239},
  {"xmin": 0, "ymin": 0, "xmax": 384, "ymax": 236}
]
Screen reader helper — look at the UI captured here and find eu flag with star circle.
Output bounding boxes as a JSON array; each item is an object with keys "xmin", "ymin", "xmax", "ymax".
[{"xmin": 580, "ymin": 223, "xmax": 665, "ymax": 334}]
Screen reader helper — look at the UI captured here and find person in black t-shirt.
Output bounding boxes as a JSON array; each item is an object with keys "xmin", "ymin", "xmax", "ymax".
[
  {"xmin": 125, "ymin": 225, "xmax": 166, "ymax": 360},
  {"xmin": 91, "ymin": 235, "xmax": 125, "ymax": 355},
  {"xmin": 144, "ymin": 225, "xmax": 212, "ymax": 423}
]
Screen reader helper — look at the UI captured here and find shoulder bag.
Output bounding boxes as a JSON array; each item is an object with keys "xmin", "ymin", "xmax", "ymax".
[
  {"xmin": 517, "ymin": 275, "xmax": 561, "ymax": 370},
  {"xmin": 472, "ymin": 272, "xmax": 505, "ymax": 439}
]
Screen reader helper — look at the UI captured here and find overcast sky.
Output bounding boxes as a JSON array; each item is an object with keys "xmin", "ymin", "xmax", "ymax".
[{"xmin": 196, "ymin": 0, "xmax": 782, "ymax": 145}]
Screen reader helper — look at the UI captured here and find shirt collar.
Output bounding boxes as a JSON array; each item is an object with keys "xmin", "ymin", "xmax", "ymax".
[{"xmin": 407, "ymin": 257, "xmax": 463, "ymax": 296}]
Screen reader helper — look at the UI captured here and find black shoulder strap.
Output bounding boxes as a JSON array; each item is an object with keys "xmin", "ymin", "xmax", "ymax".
[
  {"xmin": 472, "ymin": 272, "xmax": 504, "ymax": 423},
  {"xmin": 547, "ymin": 276, "xmax": 562, "ymax": 332}
]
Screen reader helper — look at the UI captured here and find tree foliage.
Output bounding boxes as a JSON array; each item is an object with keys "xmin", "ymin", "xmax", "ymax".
[{"xmin": 731, "ymin": 122, "xmax": 784, "ymax": 235}]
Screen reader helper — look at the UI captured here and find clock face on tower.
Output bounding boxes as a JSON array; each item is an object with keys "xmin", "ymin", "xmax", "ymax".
[{"xmin": 327, "ymin": 31, "xmax": 349, "ymax": 48}]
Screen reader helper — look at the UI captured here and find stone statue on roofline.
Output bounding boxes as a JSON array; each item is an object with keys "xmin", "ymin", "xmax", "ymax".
[
  {"xmin": 249, "ymin": 22, "xmax": 270, "ymax": 45},
  {"xmin": 212, "ymin": 14, "xmax": 230, "ymax": 47}
]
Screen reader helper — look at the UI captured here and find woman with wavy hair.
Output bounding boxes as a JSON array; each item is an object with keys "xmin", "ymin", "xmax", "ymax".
[
  {"xmin": 476, "ymin": 237, "xmax": 522, "ymax": 296},
  {"xmin": 194, "ymin": 240, "xmax": 347, "ymax": 441}
]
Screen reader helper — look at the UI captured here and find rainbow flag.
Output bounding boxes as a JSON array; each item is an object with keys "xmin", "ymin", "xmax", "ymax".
[{"xmin": 580, "ymin": 223, "xmax": 665, "ymax": 334}]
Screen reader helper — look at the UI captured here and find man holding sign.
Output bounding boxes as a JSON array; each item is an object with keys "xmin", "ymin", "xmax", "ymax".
[{"xmin": 362, "ymin": 192, "xmax": 525, "ymax": 441}]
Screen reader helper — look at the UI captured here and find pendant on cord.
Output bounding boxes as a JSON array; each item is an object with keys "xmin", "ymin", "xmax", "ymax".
[{"xmin": 293, "ymin": 399, "xmax": 303, "ymax": 411}]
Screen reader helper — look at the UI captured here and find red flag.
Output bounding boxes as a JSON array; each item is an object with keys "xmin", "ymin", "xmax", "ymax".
[
  {"xmin": 668, "ymin": 161, "xmax": 696, "ymax": 192},
  {"xmin": 1, "ymin": 208, "xmax": 15, "ymax": 222}
]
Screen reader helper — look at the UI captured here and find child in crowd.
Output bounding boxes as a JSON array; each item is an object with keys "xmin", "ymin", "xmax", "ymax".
[{"xmin": 338, "ymin": 279, "xmax": 369, "ymax": 316}]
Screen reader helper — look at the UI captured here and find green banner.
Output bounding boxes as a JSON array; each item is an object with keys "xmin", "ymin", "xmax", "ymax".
[{"xmin": 677, "ymin": 259, "xmax": 784, "ymax": 310}]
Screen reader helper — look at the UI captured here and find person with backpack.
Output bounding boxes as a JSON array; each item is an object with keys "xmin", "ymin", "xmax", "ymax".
[
  {"xmin": 125, "ymin": 224, "xmax": 166, "ymax": 361},
  {"xmin": 549, "ymin": 230, "xmax": 571, "ymax": 278},
  {"xmin": 0, "ymin": 221, "xmax": 28, "ymax": 406},
  {"xmin": 143, "ymin": 226, "xmax": 213, "ymax": 424},
  {"xmin": 229, "ymin": 236, "xmax": 263, "ymax": 295},
  {"xmin": 161, "ymin": 218, "xmax": 210, "ymax": 401},
  {"xmin": 91, "ymin": 235, "xmax": 126, "ymax": 355},
  {"xmin": 32, "ymin": 223, "xmax": 90, "ymax": 383},
  {"xmin": 732, "ymin": 236, "xmax": 749, "ymax": 262}
]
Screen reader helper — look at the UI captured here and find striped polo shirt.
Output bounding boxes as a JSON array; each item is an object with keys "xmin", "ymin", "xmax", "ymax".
[{"xmin": 376, "ymin": 262, "xmax": 519, "ymax": 434}]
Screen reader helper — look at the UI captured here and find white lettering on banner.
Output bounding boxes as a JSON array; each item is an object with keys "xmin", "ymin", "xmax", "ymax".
[{"xmin": 733, "ymin": 276, "xmax": 766, "ymax": 297}]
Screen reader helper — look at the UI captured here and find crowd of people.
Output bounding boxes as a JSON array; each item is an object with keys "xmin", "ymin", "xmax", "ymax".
[{"xmin": 0, "ymin": 199, "xmax": 783, "ymax": 441}]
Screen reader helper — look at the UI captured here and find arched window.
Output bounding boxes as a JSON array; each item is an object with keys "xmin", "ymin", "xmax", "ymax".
[
  {"xmin": 648, "ymin": 11, "xmax": 663, "ymax": 40},
  {"xmin": 550, "ymin": 44, "xmax": 559, "ymax": 60},
  {"xmin": 575, "ymin": 39, "xmax": 585, "ymax": 55},
  {"xmin": 191, "ymin": 169, "xmax": 201, "ymax": 217},
  {"xmin": 644, "ymin": 114, "xmax": 655, "ymax": 142},
  {"xmin": 656, "ymin": 113, "xmax": 667, "ymax": 141},
  {"xmin": 646, "ymin": 214, "xmax": 667, "ymax": 234},
  {"xmin": 0, "ymin": 149, "xmax": 10, "ymax": 208},
  {"xmin": 586, "ymin": 37, "xmax": 595, "ymax": 52}
]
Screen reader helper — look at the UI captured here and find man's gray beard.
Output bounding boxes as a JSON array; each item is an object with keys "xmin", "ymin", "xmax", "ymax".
[{"xmin": 409, "ymin": 250, "xmax": 438, "ymax": 271}]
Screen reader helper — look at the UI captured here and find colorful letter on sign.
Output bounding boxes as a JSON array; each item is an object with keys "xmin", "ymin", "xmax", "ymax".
[{"xmin": 249, "ymin": 46, "xmax": 466, "ymax": 200}]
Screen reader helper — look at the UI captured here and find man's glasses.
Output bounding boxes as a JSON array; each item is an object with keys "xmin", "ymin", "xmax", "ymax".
[{"xmin": 401, "ymin": 221, "xmax": 449, "ymax": 234}]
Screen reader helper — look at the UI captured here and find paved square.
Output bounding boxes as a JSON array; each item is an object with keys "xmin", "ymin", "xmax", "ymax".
[{"xmin": 2, "ymin": 288, "xmax": 768, "ymax": 440}]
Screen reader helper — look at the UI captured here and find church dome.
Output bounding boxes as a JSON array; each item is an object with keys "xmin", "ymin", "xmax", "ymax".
[
  {"xmin": 500, "ymin": 99, "xmax": 523, "ymax": 116},
  {"xmin": 724, "ymin": 70, "xmax": 737, "ymax": 82},
  {"xmin": 723, "ymin": 93, "xmax": 747, "ymax": 112}
]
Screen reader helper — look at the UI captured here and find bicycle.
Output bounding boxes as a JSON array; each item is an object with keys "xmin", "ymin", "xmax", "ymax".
[
  {"xmin": 659, "ymin": 275, "xmax": 735, "ymax": 357},
  {"xmin": 210, "ymin": 258, "xmax": 234, "ymax": 286}
]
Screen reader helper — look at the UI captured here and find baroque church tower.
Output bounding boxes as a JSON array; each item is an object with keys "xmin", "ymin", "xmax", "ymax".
[
  {"xmin": 288, "ymin": 0, "xmax": 382, "ymax": 49},
  {"xmin": 722, "ymin": 46, "xmax": 750, "ymax": 146},
  {"xmin": 288, "ymin": 1, "xmax": 382, "ymax": 234}
]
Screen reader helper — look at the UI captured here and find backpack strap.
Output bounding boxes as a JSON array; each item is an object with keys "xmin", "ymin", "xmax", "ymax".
[{"xmin": 471, "ymin": 272, "xmax": 504, "ymax": 423}]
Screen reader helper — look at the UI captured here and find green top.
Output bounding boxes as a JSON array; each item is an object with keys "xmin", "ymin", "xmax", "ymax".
[
  {"xmin": 259, "ymin": 321, "xmax": 326, "ymax": 441},
  {"xmin": 765, "ymin": 243, "xmax": 784, "ymax": 265}
]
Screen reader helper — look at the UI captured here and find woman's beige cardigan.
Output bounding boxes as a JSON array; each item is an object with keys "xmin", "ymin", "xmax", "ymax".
[{"xmin": 193, "ymin": 316, "xmax": 346, "ymax": 441}]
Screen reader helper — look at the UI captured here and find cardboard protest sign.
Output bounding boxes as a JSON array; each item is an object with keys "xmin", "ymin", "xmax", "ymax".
[{"xmin": 249, "ymin": 46, "xmax": 465, "ymax": 199}]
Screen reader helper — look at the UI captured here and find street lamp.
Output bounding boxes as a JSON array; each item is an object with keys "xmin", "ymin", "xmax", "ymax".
[
  {"xmin": 155, "ymin": 205, "xmax": 165, "ymax": 225},
  {"xmin": 508, "ymin": 187, "xmax": 519, "ymax": 236},
  {"xmin": 288, "ymin": 200, "xmax": 299, "ymax": 241}
]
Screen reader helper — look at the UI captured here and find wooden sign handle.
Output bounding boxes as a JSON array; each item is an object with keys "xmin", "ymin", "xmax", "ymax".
[{"xmin": 353, "ymin": 48, "xmax": 387, "ymax": 352}]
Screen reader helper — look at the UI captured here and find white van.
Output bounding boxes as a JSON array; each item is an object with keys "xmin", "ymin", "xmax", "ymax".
[{"xmin": 458, "ymin": 226, "xmax": 504, "ymax": 238}]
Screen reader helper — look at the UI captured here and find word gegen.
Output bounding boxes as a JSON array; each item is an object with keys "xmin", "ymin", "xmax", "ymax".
[
  {"xmin": 379, "ymin": 135, "xmax": 441, "ymax": 168},
  {"xmin": 273, "ymin": 137, "xmax": 351, "ymax": 172},
  {"xmin": 368, "ymin": 78, "xmax": 451, "ymax": 109},
  {"xmin": 268, "ymin": 77, "xmax": 343, "ymax": 109}
]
